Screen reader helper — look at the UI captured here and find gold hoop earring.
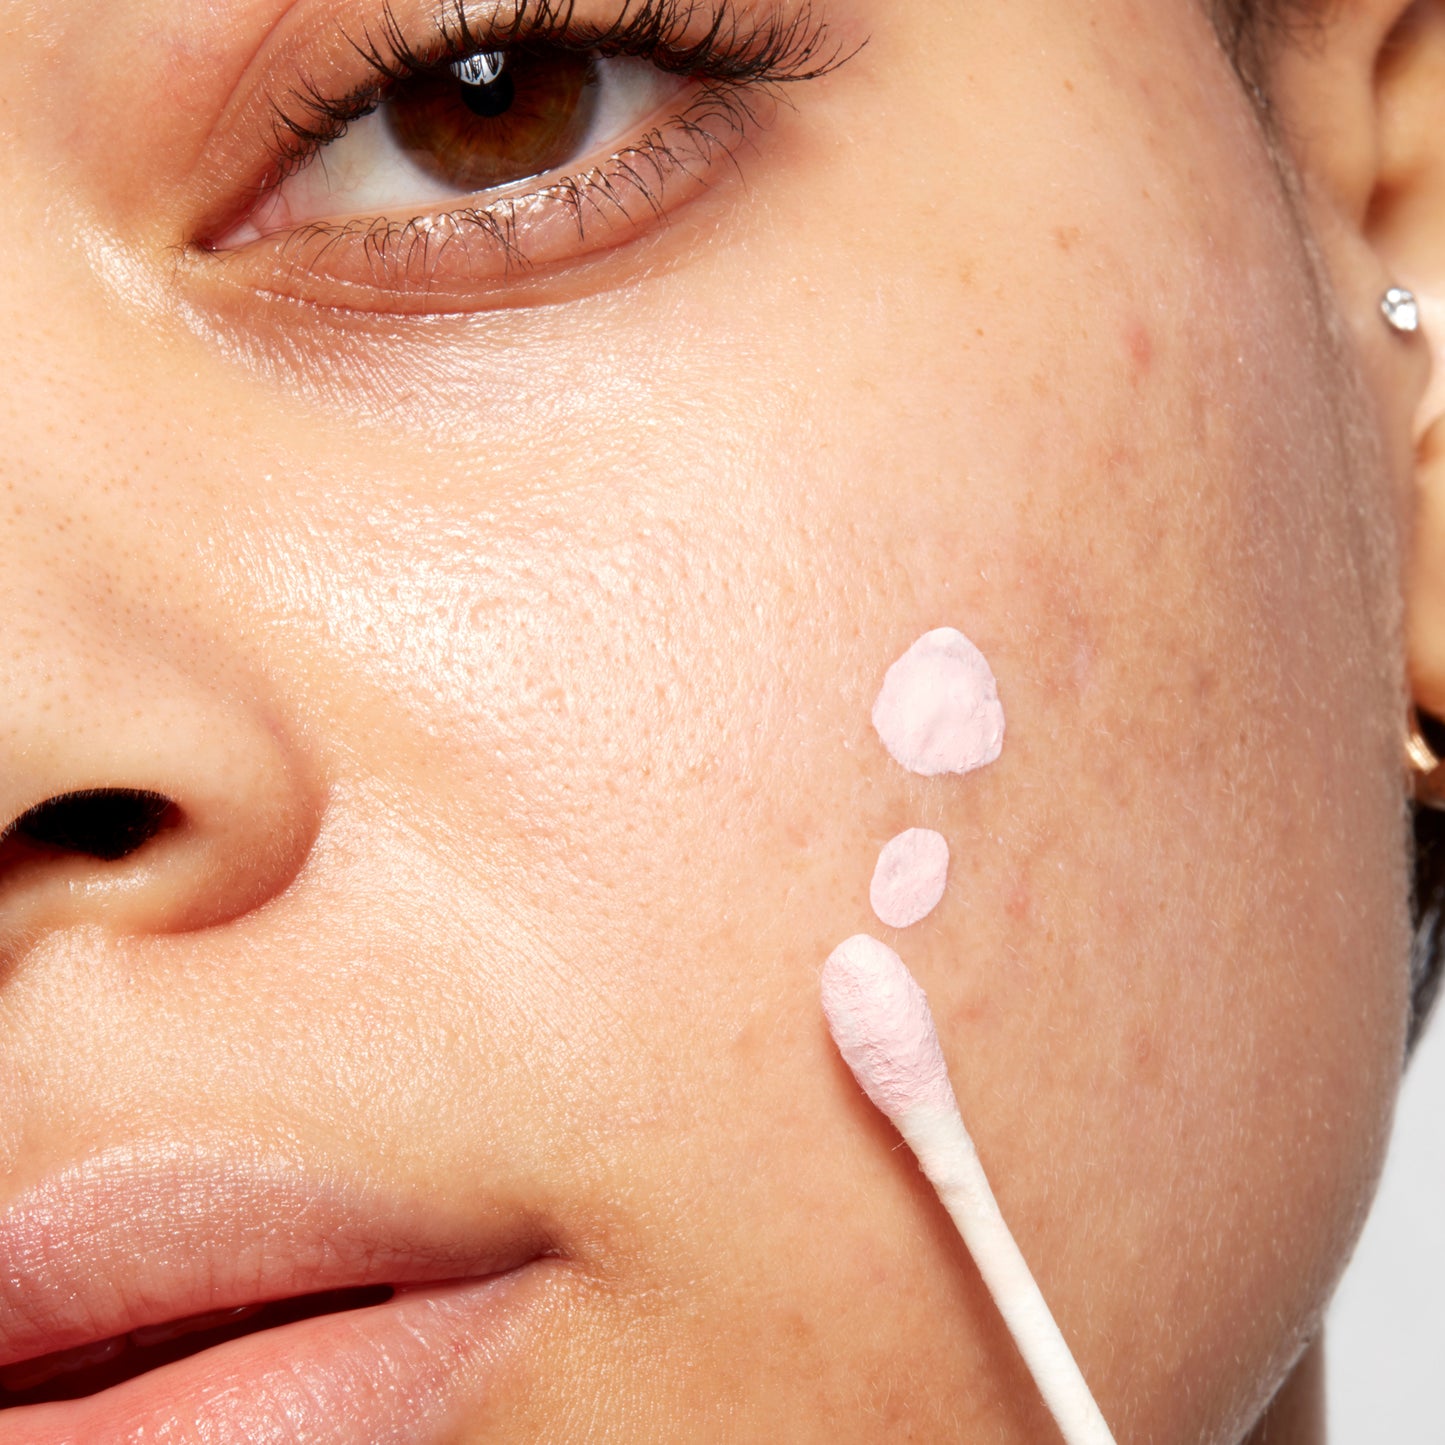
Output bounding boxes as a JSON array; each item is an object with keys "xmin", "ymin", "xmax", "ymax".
[{"xmin": 1407, "ymin": 707, "xmax": 1445, "ymax": 809}]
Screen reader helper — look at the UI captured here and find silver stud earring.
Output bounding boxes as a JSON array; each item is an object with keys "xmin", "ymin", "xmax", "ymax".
[{"xmin": 1382, "ymin": 286, "xmax": 1421, "ymax": 335}]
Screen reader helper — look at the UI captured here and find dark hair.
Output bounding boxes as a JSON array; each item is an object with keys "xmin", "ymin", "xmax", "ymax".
[
  {"xmin": 1209, "ymin": 0, "xmax": 1308, "ymax": 97},
  {"xmin": 1209, "ymin": 0, "xmax": 1298, "ymax": 46},
  {"xmin": 1211, "ymin": 0, "xmax": 1268, "ymax": 62},
  {"xmin": 1411, "ymin": 747, "xmax": 1445, "ymax": 1050}
]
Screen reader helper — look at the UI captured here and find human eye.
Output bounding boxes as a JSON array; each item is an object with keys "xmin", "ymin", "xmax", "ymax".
[{"xmin": 197, "ymin": 0, "xmax": 849, "ymax": 313}]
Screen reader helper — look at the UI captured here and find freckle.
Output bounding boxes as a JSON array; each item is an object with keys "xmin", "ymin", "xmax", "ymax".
[
  {"xmin": 732, "ymin": 1015, "xmax": 764, "ymax": 1058},
  {"xmin": 1052, "ymin": 226, "xmax": 1082, "ymax": 253}
]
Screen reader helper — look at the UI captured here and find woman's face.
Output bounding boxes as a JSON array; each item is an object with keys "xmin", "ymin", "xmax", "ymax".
[{"xmin": 0, "ymin": 0, "xmax": 1416, "ymax": 1440}]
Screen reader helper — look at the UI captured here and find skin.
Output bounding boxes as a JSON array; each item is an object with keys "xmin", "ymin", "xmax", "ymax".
[{"xmin": 1, "ymin": 0, "xmax": 1442, "ymax": 1439}]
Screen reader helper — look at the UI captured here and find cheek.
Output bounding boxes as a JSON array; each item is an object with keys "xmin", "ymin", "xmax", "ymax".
[
  {"xmin": 445, "ymin": 8, "xmax": 1410, "ymax": 1440},
  {"xmin": 132, "ymin": 2, "xmax": 1407, "ymax": 1435}
]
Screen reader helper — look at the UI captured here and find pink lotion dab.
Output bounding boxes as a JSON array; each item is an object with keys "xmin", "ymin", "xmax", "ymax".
[
  {"xmin": 870, "ymin": 828, "xmax": 950, "ymax": 929},
  {"xmin": 872, "ymin": 627, "xmax": 1004, "ymax": 778}
]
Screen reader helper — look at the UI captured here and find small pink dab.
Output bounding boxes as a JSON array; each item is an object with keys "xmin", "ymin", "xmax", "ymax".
[
  {"xmin": 870, "ymin": 829, "xmax": 950, "ymax": 929},
  {"xmin": 872, "ymin": 628, "xmax": 1004, "ymax": 778}
]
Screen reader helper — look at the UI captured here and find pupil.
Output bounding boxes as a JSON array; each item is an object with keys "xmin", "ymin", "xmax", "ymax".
[{"xmin": 458, "ymin": 70, "xmax": 515, "ymax": 119}]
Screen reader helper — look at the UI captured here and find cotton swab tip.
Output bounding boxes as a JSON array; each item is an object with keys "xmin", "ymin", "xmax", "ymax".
[
  {"xmin": 821, "ymin": 934, "xmax": 1119, "ymax": 1445},
  {"xmin": 821, "ymin": 934, "xmax": 958, "ymax": 1120}
]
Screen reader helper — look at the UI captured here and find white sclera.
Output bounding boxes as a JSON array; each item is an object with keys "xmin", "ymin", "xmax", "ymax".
[
  {"xmin": 872, "ymin": 627, "xmax": 1005, "ymax": 778},
  {"xmin": 870, "ymin": 828, "xmax": 950, "ymax": 929}
]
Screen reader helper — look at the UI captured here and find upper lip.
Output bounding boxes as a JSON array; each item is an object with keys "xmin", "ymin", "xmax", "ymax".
[{"xmin": 0, "ymin": 1137, "xmax": 554, "ymax": 1370}]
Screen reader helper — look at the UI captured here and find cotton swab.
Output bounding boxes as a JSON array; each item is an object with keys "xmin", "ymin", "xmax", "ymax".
[{"xmin": 821, "ymin": 933, "xmax": 1117, "ymax": 1445}]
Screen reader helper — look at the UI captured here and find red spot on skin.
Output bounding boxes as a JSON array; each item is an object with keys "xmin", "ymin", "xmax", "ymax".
[
  {"xmin": 1102, "ymin": 443, "xmax": 1140, "ymax": 475},
  {"xmin": 951, "ymin": 996, "xmax": 991, "ymax": 1029},
  {"xmin": 1130, "ymin": 1028, "xmax": 1164, "ymax": 1089},
  {"xmin": 1125, "ymin": 321, "xmax": 1154, "ymax": 385},
  {"xmin": 1005, "ymin": 879, "xmax": 1031, "ymax": 922}
]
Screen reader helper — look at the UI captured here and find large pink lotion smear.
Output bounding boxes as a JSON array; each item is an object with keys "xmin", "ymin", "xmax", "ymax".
[{"xmin": 872, "ymin": 627, "xmax": 1004, "ymax": 778}]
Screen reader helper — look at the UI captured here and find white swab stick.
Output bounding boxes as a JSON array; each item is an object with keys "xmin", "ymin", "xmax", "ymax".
[{"xmin": 821, "ymin": 934, "xmax": 1116, "ymax": 1445}]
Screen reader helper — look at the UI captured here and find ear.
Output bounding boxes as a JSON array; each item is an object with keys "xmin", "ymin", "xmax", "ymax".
[
  {"xmin": 1272, "ymin": 2, "xmax": 1445, "ymax": 713},
  {"xmin": 1374, "ymin": 4, "xmax": 1445, "ymax": 715}
]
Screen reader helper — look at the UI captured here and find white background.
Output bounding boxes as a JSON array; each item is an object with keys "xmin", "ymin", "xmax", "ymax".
[{"xmin": 1326, "ymin": 1010, "xmax": 1445, "ymax": 1441}]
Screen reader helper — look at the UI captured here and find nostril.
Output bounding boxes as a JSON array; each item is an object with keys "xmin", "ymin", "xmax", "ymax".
[
  {"xmin": 0, "ymin": 639, "xmax": 318, "ymax": 948},
  {"xmin": 1, "ymin": 790, "xmax": 180, "ymax": 865}
]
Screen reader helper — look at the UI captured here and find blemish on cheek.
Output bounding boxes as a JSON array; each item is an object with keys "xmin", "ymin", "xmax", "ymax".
[
  {"xmin": 871, "ymin": 628, "xmax": 1005, "ymax": 778},
  {"xmin": 870, "ymin": 829, "xmax": 950, "ymax": 929},
  {"xmin": 1124, "ymin": 320, "xmax": 1153, "ymax": 384}
]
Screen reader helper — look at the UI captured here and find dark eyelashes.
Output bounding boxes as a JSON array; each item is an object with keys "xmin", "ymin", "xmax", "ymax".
[
  {"xmin": 213, "ymin": 0, "xmax": 860, "ymax": 294},
  {"xmin": 264, "ymin": 76, "xmax": 772, "ymax": 293},
  {"xmin": 382, "ymin": 0, "xmax": 846, "ymax": 82},
  {"xmin": 265, "ymin": 0, "xmax": 854, "ymax": 184}
]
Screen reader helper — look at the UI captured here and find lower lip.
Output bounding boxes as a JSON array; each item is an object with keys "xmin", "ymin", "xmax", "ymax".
[{"xmin": 0, "ymin": 1268, "xmax": 548, "ymax": 1444}]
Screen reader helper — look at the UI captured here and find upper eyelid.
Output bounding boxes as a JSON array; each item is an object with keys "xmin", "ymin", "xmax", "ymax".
[
  {"xmin": 192, "ymin": 0, "xmax": 846, "ymax": 240},
  {"xmin": 285, "ymin": 0, "xmax": 848, "ymax": 146},
  {"xmin": 211, "ymin": 0, "xmax": 841, "ymax": 156}
]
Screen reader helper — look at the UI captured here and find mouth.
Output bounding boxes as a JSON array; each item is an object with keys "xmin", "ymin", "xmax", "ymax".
[
  {"xmin": 0, "ymin": 1284, "xmax": 394, "ymax": 1406},
  {"xmin": 0, "ymin": 1142, "xmax": 561, "ymax": 1443}
]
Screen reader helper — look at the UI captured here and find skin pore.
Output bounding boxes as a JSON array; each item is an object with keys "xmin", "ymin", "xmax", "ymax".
[{"xmin": 2, "ymin": 0, "xmax": 1444, "ymax": 1440}]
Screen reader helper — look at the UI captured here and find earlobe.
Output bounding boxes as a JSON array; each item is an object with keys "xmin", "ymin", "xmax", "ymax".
[{"xmin": 1408, "ymin": 419, "xmax": 1445, "ymax": 716}]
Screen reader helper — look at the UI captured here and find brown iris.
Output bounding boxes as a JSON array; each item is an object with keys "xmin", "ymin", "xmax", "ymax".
[{"xmin": 385, "ymin": 50, "xmax": 598, "ymax": 194}]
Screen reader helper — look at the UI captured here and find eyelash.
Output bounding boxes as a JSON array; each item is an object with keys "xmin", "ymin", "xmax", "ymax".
[{"xmin": 221, "ymin": 0, "xmax": 849, "ymax": 286}]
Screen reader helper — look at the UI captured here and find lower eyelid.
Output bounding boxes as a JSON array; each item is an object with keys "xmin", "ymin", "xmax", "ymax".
[{"xmin": 196, "ymin": 82, "xmax": 771, "ymax": 315}]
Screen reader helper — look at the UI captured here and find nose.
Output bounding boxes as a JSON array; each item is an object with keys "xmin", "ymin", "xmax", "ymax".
[
  {"xmin": 0, "ymin": 100, "xmax": 320, "ymax": 966},
  {"xmin": 0, "ymin": 602, "xmax": 318, "ymax": 954}
]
